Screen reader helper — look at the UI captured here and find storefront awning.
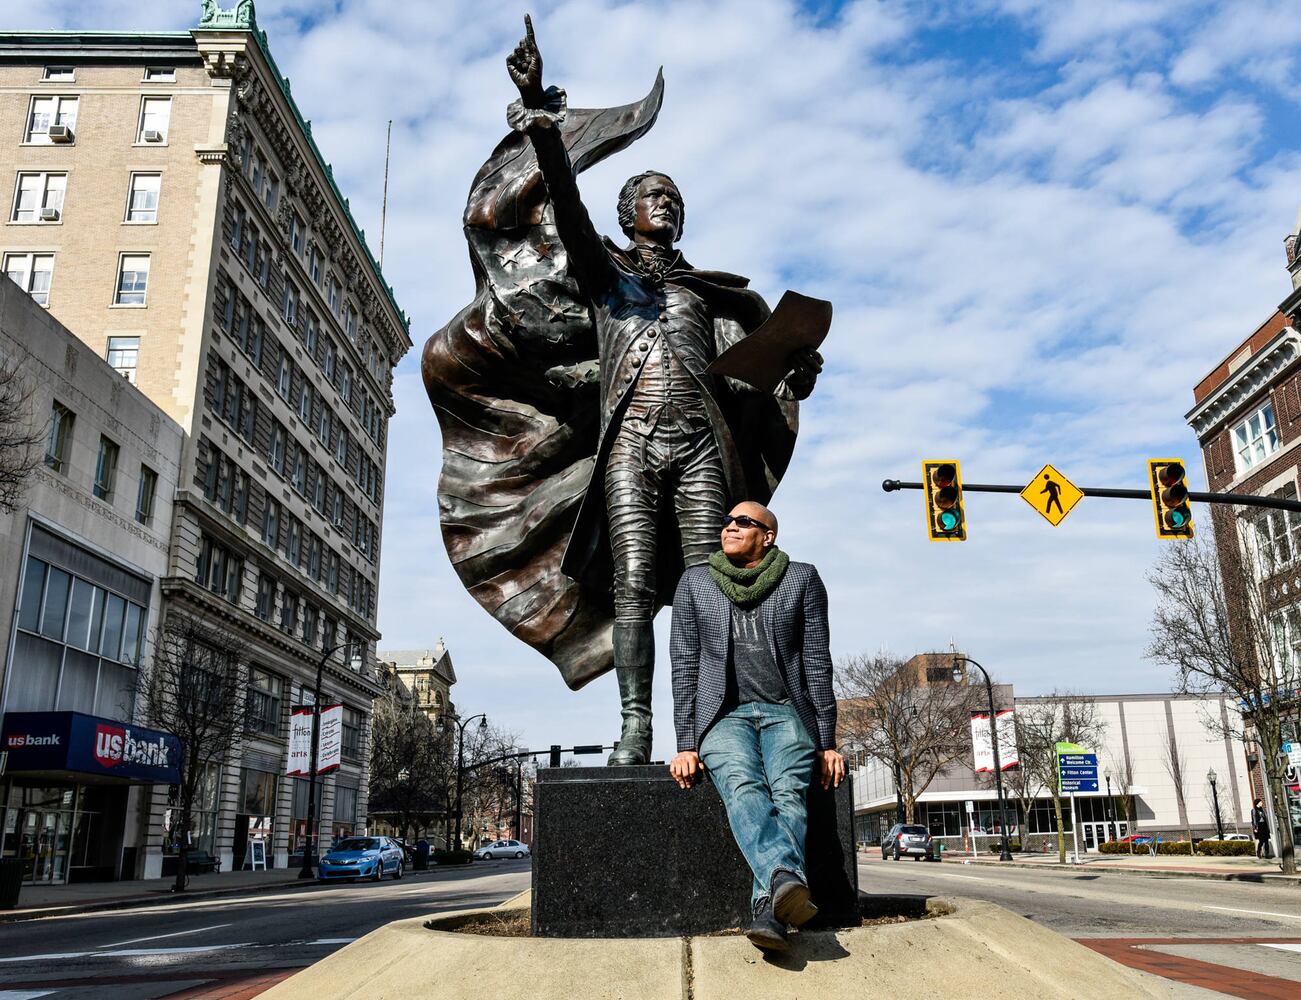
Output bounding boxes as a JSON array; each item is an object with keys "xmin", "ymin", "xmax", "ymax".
[{"xmin": 2, "ymin": 711, "xmax": 182, "ymax": 785}]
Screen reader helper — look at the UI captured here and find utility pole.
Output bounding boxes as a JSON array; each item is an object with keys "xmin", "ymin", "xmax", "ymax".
[{"xmin": 952, "ymin": 655, "xmax": 1014, "ymax": 862}]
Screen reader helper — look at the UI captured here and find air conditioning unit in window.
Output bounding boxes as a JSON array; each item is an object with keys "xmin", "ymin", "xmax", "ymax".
[
  {"xmin": 332, "ymin": 515, "xmax": 344, "ymax": 529},
  {"xmin": 39, "ymin": 207, "xmax": 60, "ymax": 222},
  {"xmin": 47, "ymin": 124, "xmax": 73, "ymax": 143},
  {"xmin": 142, "ymin": 129, "xmax": 164, "ymax": 143}
]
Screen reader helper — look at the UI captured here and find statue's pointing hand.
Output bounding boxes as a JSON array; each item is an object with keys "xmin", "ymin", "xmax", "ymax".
[
  {"xmin": 507, "ymin": 14, "xmax": 546, "ymax": 108},
  {"xmin": 784, "ymin": 346, "xmax": 823, "ymax": 401}
]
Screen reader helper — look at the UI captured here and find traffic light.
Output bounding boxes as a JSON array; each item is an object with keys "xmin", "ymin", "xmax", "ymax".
[
  {"xmin": 1148, "ymin": 459, "xmax": 1193, "ymax": 538},
  {"xmin": 923, "ymin": 460, "xmax": 966, "ymax": 541}
]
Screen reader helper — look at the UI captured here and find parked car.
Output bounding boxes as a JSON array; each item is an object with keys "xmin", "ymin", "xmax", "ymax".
[
  {"xmin": 881, "ymin": 824, "xmax": 937, "ymax": 862},
  {"xmin": 317, "ymin": 836, "xmax": 405, "ymax": 882},
  {"xmin": 473, "ymin": 839, "xmax": 531, "ymax": 860},
  {"xmin": 1115, "ymin": 834, "xmax": 1153, "ymax": 845},
  {"xmin": 1220, "ymin": 833, "xmax": 1252, "ymax": 842}
]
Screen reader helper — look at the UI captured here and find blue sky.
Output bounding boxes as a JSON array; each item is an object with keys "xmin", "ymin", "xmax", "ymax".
[{"xmin": 10, "ymin": 1, "xmax": 1301, "ymax": 760}]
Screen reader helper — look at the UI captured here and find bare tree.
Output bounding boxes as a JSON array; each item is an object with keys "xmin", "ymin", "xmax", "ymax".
[
  {"xmin": 0, "ymin": 355, "xmax": 42, "ymax": 513},
  {"xmin": 1161, "ymin": 733, "xmax": 1195, "ymax": 851},
  {"xmin": 368, "ymin": 682, "xmax": 451, "ymax": 842},
  {"xmin": 1013, "ymin": 694, "xmax": 1107, "ymax": 864},
  {"xmin": 142, "ymin": 614, "xmax": 247, "ymax": 892},
  {"xmin": 836, "ymin": 652, "xmax": 981, "ymax": 824},
  {"xmin": 457, "ymin": 722, "xmax": 525, "ymax": 846},
  {"xmin": 1146, "ymin": 518, "xmax": 1297, "ymax": 874}
]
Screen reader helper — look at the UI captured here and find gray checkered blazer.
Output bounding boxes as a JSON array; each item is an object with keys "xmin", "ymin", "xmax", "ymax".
[{"xmin": 670, "ymin": 560, "xmax": 836, "ymax": 753}]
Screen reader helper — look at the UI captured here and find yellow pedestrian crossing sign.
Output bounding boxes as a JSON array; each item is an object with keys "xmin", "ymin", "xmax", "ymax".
[{"xmin": 1020, "ymin": 464, "xmax": 1084, "ymax": 526}]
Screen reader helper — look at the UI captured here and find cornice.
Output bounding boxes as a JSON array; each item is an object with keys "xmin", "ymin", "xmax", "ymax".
[{"xmin": 1186, "ymin": 327, "xmax": 1301, "ymax": 438}]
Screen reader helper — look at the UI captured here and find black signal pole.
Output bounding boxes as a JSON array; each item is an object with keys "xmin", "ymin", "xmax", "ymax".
[{"xmin": 952, "ymin": 655, "xmax": 1014, "ymax": 862}]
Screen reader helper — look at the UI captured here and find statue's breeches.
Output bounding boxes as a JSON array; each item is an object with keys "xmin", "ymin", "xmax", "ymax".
[{"xmin": 604, "ymin": 419, "xmax": 726, "ymax": 624}]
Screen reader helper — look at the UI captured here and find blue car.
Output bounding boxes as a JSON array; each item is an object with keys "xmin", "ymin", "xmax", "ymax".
[{"xmin": 317, "ymin": 836, "xmax": 405, "ymax": 882}]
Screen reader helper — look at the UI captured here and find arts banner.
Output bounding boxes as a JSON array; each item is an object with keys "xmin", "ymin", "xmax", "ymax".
[{"xmin": 971, "ymin": 709, "xmax": 1019, "ymax": 772}]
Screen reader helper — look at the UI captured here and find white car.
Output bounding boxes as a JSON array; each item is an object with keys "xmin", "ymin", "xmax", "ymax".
[
  {"xmin": 1220, "ymin": 833, "xmax": 1252, "ymax": 842},
  {"xmin": 474, "ymin": 839, "xmax": 530, "ymax": 860}
]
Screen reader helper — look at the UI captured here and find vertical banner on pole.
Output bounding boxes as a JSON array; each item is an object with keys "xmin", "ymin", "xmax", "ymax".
[
  {"xmin": 971, "ymin": 710, "xmax": 1019, "ymax": 772},
  {"xmin": 286, "ymin": 707, "xmax": 313, "ymax": 775},
  {"xmin": 317, "ymin": 704, "xmax": 344, "ymax": 773}
]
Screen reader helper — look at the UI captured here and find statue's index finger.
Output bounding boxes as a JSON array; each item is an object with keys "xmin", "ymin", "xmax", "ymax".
[{"xmin": 524, "ymin": 13, "xmax": 536, "ymax": 45}]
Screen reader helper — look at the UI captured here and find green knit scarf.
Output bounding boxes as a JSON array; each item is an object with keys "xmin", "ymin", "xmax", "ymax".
[{"xmin": 708, "ymin": 546, "xmax": 789, "ymax": 607}]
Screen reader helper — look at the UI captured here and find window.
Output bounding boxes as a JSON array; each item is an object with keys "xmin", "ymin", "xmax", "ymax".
[
  {"xmin": 264, "ymin": 171, "xmax": 278, "ymax": 211},
  {"xmin": 25, "ymin": 95, "xmax": 78, "ymax": 143},
  {"xmin": 308, "ymin": 536, "xmax": 322, "ymax": 578},
  {"xmin": 286, "ymin": 516, "xmax": 302, "ymax": 565},
  {"xmin": 342, "ymin": 707, "xmax": 364, "ymax": 758},
  {"xmin": 246, "ymin": 667, "xmax": 283, "ymax": 736},
  {"xmin": 114, "ymin": 254, "xmax": 150, "ymax": 305},
  {"xmin": 340, "ymin": 367, "xmax": 352, "ymax": 403},
  {"xmin": 1233, "ymin": 401, "xmax": 1281, "ymax": 473},
  {"xmin": 298, "ymin": 382, "xmax": 312, "ymax": 423},
  {"xmin": 125, "ymin": 173, "xmax": 161, "ymax": 223},
  {"xmin": 317, "ymin": 409, "xmax": 330, "ymax": 447},
  {"xmin": 277, "ymin": 356, "xmax": 291, "ymax": 400},
  {"xmin": 309, "ymin": 245, "xmax": 322, "ymax": 286},
  {"xmin": 137, "ymin": 96, "xmax": 171, "ymax": 142},
  {"xmin": 279, "ymin": 589, "xmax": 298, "ymax": 634},
  {"xmin": 44, "ymin": 401, "xmax": 74, "ymax": 473},
  {"xmin": 12, "ymin": 171, "xmax": 66, "ymax": 222},
  {"xmin": 312, "ymin": 465, "xmax": 326, "ymax": 513},
  {"xmin": 143, "ymin": 67, "xmax": 175, "ymax": 82},
  {"xmin": 335, "ymin": 428, "xmax": 348, "ymax": 466},
  {"xmin": 1252, "ymin": 484, "xmax": 1301, "ymax": 576},
  {"xmin": 305, "ymin": 312, "xmax": 318, "ymax": 355},
  {"xmin": 4, "ymin": 252, "xmax": 54, "ymax": 305},
  {"xmin": 239, "ymin": 768, "xmax": 277, "ymax": 817},
  {"xmin": 229, "ymin": 202, "xmax": 246, "ymax": 252},
  {"xmin": 302, "ymin": 603, "xmax": 319, "ymax": 646},
  {"xmin": 291, "ymin": 213, "xmax": 304, "ymax": 256},
  {"xmin": 211, "ymin": 358, "xmax": 256, "ymax": 444},
  {"xmin": 326, "ymin": 552, "xmax": 339, "ymax": 593},
  {"xmin": 331, "ymin": 488, "xmax": 343, "ymax": 528},
  {"xmin": 135, "ymin": 465, "xmax": 157, "ymax": 525},
  {"xmin": 255, "ymin": 572, "xmax": 275, "ymax": 621},
  {"xmin": 268, "ymin": 422, "xmax": 286, "ymax": 475},
  {"xmin": 282, "ymin": 279, "xmax": 298, "ymax": 327},
  {"xmin": 196, "ymin": 533, "xmax": 244, "ymax": 602},
  {"xmin": 263, "ymin": 498, "xmax": 281, "ymax": 547},
  {"xmin": 323, "ymin": 340, "xmax": 336, "ymax": 380},
  {"xmin": 106, "ymin": 336, "xmax": 139, "ymax": 382},
  {"xmin": 328, "ymin": 277, "xmax": 340, "ymax": 315},
  {"xmin": 323, "ymin": 615, "xmax": 337, "ymax": 651},
  {"xmin": 255, "ymin": 238, "xmax": 270, "ymax": 287},
  {"xmin": 92, "ymin": 437, "xmax": 118, "ymax": 501},
  {"xmin": 345, "ymin": 306, "xmax": 357, "ymax": 343},
  {"xmin": 291, "ymin": 444, "xmax": 306, "ymax": 494},
  {"xmin": 42, "ymin": 66, "xmax": 75, "ymax": 82}
]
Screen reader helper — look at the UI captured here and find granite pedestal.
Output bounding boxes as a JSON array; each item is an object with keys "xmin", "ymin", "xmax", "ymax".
[{"xmin": 531, "ymin": 764, "xmax": 857, "ymax": 937}]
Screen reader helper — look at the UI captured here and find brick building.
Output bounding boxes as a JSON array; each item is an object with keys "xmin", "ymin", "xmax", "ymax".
[
  {"xmin": 0, "ymin": 2, "xmax": 411, "ymax": 878},
  {"xmin": 1185, "ymin": 238, "xmax": 1301, "ymax": 853}
]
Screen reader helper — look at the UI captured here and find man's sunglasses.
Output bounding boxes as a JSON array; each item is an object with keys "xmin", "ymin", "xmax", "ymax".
[{"xmin": 723, "ymin": 514, "xmax": 772, "ymax": 532}]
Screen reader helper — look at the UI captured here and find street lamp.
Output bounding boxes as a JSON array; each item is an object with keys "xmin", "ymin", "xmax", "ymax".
[
  {"xmin": 298, "ymin": 642, "xmax": 363, "ymax": 879},
  {"xmin": 1207, "ymin": 767, "xmax": 1224, "ymax": 841},
  {"xmin": 953, "ymin": 655, "xmax": 1014, "ymax": 862},
  {"xmin": 1104, "ymin": 769, "xmax": 1116, "ymax": 843},
  {"xmin": 437, "ymin": 712, "xmax": 487, "ymax": 850}
]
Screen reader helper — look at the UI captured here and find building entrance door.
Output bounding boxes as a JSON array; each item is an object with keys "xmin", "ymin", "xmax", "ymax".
[
  {"xmin": 1081, "ymin": 821, "xmax": 1128, "ymax": 851},
  {"xmin": 1, "ymin": 786, "xmax": 77, "ymax": 883}
]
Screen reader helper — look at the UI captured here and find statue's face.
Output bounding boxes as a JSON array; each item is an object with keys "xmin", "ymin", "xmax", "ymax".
[{"xmin": 632, "ymin": 175, "xmax": 682, "ymax": 243}]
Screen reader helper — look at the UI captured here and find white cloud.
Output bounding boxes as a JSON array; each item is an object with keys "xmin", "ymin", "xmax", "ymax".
[{"xmin": 8, "ymin": 1, "xmax": 1300, "ymax": 760}]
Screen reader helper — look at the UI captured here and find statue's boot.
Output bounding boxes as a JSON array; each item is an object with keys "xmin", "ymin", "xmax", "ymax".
[{"xmin": 607, "ymin": 622, "xmax": 653, "ymax": 766}]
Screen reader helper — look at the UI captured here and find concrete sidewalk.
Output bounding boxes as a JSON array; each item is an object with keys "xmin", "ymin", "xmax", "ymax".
[{"xmin": 885, "ymin": 849, "xmax": 1301, "ymax": 883}]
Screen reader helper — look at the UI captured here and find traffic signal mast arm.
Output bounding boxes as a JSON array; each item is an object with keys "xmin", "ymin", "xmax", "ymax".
[{"xmin": 883, "ymin": 479, "xmax": 1301, "ymax": 513}]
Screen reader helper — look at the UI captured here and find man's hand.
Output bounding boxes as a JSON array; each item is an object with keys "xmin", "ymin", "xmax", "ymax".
[
  {"xmin": 784, "ymin": 346, "xmax": 823, "ymax": 400},
  {"xmin": 816, "ymin": 748, "xmax": 845, "ymax": 790},
  {"xmin": 669, "ymin": 750, "xmax": 703, "ymax": 789},
  {"xmin": 506, "ymin": 14, "xmax": 546, "ymax": 108}
]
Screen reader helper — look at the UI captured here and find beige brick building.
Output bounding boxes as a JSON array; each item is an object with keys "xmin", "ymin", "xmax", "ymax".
[{"xmin": 0, "ymin": 2, "xmax": 411, "ymax": 877}]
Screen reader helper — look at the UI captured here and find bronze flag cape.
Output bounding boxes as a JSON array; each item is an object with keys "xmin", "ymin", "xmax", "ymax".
[{"xmin": 422, "ymin": 74, "xmax": 799, "ymax": 690}]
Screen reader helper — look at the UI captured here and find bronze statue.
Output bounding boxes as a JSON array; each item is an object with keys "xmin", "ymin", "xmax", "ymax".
[{"xmin": 422, "ymin": 16, "xmax": 824, "ymax": 765}]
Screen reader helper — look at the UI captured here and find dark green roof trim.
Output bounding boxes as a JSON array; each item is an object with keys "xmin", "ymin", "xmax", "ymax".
[
  {"xmin": 0, "ymin": 31, "xmax": 198, "ymax": 61},
  {"xmin": 197, "ymin": 25, "xmax": 412, "ymax": 340}
]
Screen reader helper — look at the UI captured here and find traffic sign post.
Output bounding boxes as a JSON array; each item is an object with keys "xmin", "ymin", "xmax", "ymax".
[{"xmin": 1057, "ymin": 742, "xmax": 1097, "ymax": 865}]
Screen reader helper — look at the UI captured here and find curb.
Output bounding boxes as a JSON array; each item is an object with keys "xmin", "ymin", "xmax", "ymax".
[
  {"xmin": 0, "ymin": 866, "xmax": 450, "ymax": 924},
  {"xmin": 925, "ymin": 857, "xmax": 1301, "ymax": 884}
]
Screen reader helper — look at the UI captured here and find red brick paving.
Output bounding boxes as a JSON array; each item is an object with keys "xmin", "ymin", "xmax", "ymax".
[
  {"xmin": 161, "ymin": 968, "xmax": 299, "ymax": 998},
  {"xmin": 1080, "ymin": 937, "xmax": 1301, "ymax": 1000}
]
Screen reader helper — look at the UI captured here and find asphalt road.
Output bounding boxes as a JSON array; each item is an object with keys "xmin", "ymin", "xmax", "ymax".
[
  {"xmin": 0, "ymin": 859, "xmax": 533, "ymax": 999},
  {"xmin": 859, "ymin": 855, "xmax": 1301, "ymax": 997}
]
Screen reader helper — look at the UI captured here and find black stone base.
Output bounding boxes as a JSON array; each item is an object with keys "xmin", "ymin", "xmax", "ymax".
[{"xmin": 531, "ymin": 764, "xmax": 858, "ymax": 938}]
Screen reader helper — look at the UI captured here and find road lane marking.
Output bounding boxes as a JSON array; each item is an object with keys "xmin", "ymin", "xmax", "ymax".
[
  {"xmin": 1205, "ymin": 906, "xmax": 1301, "ymax": 922},
  {"xmin": 99, "ymin": 921, "xmax": 232, "ymax": 948},
  {"xmin": 1263, "ymin": 944, "xmax": 1301, "ymax": 953},
  {"xmin": 305, "ymin": 938, "xmax": 358, "ymax": 945},
  {"xmin": 0, "ymin": 943, "xmax": 251, "ymax": 963},
  {"xmin": 0, "ymin": 992, "xmax": 55, "ymax": 999}
]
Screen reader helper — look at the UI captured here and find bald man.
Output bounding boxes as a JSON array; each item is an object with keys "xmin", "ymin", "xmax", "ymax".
[{"xmin": 668, "ymin": 501, "xmax": 844, "ymax": 952}]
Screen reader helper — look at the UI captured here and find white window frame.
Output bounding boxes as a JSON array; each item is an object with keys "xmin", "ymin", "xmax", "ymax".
[
  {"xmin": 25, "ymin": 94, "xmax": 78, "ymax": 144},
  {"xmin": 4, "ymin": 252, "xmax": 55, "ymax": 306},
  {"xmin": 277, "ymin": 356, "xmax": 291, "ymax": 400},
  {"xmin": 136, "ymin": 96, "xmax": 171, "ymax": 144},
  {"xmin": 124, "ymin": 172, "xmax": 161, "ymax": 224},
  {"xmin": 291, "ymin": 213, "xmax": 304, "ymax": 256},
  {"xmin": 1232, "ymin": 400, "xmax": 1281, "ymax": 474},
  {"xmin": 298, "ymin": 382, "xmax": 312, "ymax": 423},
  {"xmin": 143, "ymin": 67, "xmax": 175, "ymax": 82},
  {"xmin": 113, "ymin": 253, "xmax": 150, "ymax": 307},
  {"xmin": 42, "ymin": 66, "xmax": 75, "ymax": 82},
  {"xmin": 11, "ymin": 171, "xmax": 66, "ymax": 223},
  {"xmin": 106, "ymin": 335, "xmax": 140, "ymax": 383},
  {"xmin": 283, "ymin": 279, "xmax": 298, "ymax": 326}
]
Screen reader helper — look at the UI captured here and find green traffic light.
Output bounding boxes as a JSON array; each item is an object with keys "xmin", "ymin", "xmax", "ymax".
[{"xmin": 938, "ymin": 509, "xmax": 961, "ymax": 532}]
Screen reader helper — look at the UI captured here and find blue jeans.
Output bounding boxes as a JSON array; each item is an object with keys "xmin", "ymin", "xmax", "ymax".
[{"xmin": 699, "ymin": 701, "xmax": 816, "ymax": 910}]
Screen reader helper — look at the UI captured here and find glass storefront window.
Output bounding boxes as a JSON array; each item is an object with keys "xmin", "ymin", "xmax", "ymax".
[
  {"xmin": 164, "ymin": 765, "xmax": 221, "ymax": 856},
  {"xmin": 1, "ymin": 785, "xmax": 77, "ymax": 884},
  {"xmin": 240, "ymin": 768, "xmax": 277, "ymax": 816}
]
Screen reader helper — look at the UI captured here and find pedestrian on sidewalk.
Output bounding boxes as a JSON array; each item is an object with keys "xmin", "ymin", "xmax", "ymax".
[
  {"xmin": 1251, "ymin": 799, "xmax": 1272, "ymax": 859},
  {"xmin": 667, "ymin": 500, "xmax": 845, "ymax": 953}
]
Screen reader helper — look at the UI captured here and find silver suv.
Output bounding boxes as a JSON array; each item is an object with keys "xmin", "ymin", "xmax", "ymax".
[{"xmin": 881, "ymin": 823, "xmax": 937, "ymax": 861}]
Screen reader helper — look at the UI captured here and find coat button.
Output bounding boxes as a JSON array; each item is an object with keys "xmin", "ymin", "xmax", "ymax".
[
  {"xmin": 659, "ymin": 312, "xmax": 668, "ymax": 322},
  {"xmin": 631, "ymin": 357, "xmax": 642, "ymax": 367},
  {"xmin": 638, "ymin": 342, "xmax": 649, "ymax": 352},
  {"xmin": 623, "ymin": 373, "xmax": 633, "ymax": 383}
]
